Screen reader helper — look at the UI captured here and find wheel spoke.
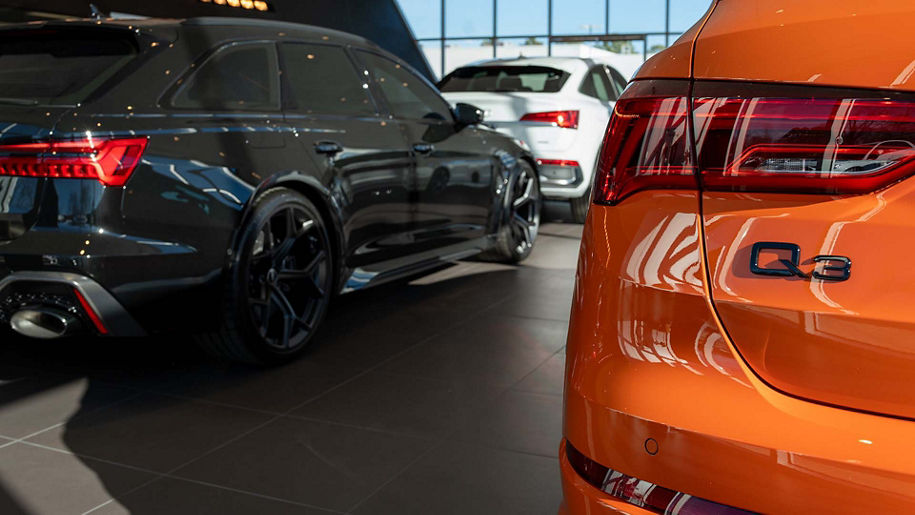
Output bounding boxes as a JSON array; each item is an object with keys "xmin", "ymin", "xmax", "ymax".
[
  {"xmin": 303, "ymin": 250, "xmax": 327, "ymax": 274},
  {"xmin": 270, "ymin": 283, "xmax": 297, "ymax": 318},
  {"xmin": 513, "ymin": 178, "xmax": 533, "ymax": 208},
  {"xmin": 277, "ymin": 271, "xmax": 326, "ymax": 298},
  {"xmin": 249, "ymin": 293, "xmax": 277, "ymax": 338},
  {"xmin": 269, "ymin": 283, "xmax": 316, "ymax": 332},
  {"xmin": 280, "ymin": 313, "xmax": 293, "ymax": 349},
  {"xmin": 273, "ymin": 211, "xmax": 316, "ymax": 264},
  {"xmin": 276, "ymin": 251, "xmax": 327, "ymax": 299},
  {"xmin": 512, "ymin": 213, "xmax": 533, "ymax": 247},
  {"xmin": 302, "ymin": 276, "xmax": 325, "ymax": 299}
]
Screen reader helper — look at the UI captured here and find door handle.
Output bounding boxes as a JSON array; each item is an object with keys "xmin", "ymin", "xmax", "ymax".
[
  {"xmin": 314, "ymin": 141, "xmax": 343, "ymax": 155},
  {"xmin": 412, "ymin": 142, "xmax": 434, "ymax": 155}
]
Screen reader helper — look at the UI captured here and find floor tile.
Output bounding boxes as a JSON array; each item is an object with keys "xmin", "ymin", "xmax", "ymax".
[
  {"xmin": 172, "ymin": 417, "xmax": 434, "ymax": 512},
  {"xmin": 512, "ymin": 350, "xmax": 566, "ymax": 396},
  {"xmin": 291, "ymin": 370, "xmax": 501, "ymax": 439},
  {"xmin": 494, "ymin": 277, "xmax": 576, "ymax": 322},
  {"xmin": 379, "ymin": 314, "xmax": 566, "ymax": 388},
  {"xmin": 27, "ymin": 393, "xmax": 272, "ymax": 473},
  {"xmin": 153, "ymin": 360, "xmax": 360, "ymax": 414},
  {"xmin": 352, "ymin": 441, "xmax": 561, "ymax": 515},
  {"xmin": 452, "ymin": 390, "xmax": 563, "ymax": 458},
  {"xmin": 0, "ymin": 443, "xmax": 154, "ymax": 515},
  {"xmin": 92, "ymin": 477, "xmax": 334, "ymax": 515}
]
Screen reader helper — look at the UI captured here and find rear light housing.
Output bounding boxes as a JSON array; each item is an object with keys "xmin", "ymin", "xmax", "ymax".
[
  {"xmin": 593, "ymin": 80, "xmax": 915, "ymax": 205},
  {"xmin": 521, "ymin": 110, "xmax": 579, "ymax": 129},
  {"xmin": 566, "ymin": 442, "xmax": 753, "ymax": 514},
  {"xmin": 0, "ymin": 137, "xmax": 148, "ymax": 187},
  {"xmin": 593, "ymin": 80, "xmax": 695, "ymax": 205},
  {"xmin": 694, "ymin": 95, "xmax": 915, "ymax": 194}
]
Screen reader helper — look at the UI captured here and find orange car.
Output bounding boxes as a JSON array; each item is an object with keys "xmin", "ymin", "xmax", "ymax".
[{"xmin": 560, "ymin": 1, "xmax": 915, "ymax": 513}]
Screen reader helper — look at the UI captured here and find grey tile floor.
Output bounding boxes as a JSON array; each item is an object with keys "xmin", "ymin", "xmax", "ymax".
[{"xmin": 0, "ymin": 217, "xmax": 582, "ymax": 515}]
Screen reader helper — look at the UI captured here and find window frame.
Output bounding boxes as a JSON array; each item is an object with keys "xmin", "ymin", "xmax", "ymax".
[
  {"xmin": 606, "ymin": 65, "xmax": 629, "ymax": 100},
  {"xmin": 165, "ymin": 40, "xmax": 282, "ymax": 113},
  {"xmin": 579, "ymin": 64, "xmax": 615, "ymax": 103},
  {"xmin": 277, "ymin": 41, "xmax": 382, "ymax": 119},
  {"xmin": 353, "ymin": 49, "xmax": 455, "ymax": 124}
]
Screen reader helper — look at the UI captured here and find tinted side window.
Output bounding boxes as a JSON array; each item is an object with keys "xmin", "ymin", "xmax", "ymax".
[
  {"xmin": 173, "ymin": 43, "xmax": 279, "ymax": 111},
  {"xmin": 0, "ymin": 29, "xmax": 137, "ymax": 105},
  {"xmin": 579, "ymin": 65, "xmax": 612, "ymax": 103},
  {"xmin": 358, "ymin": 51, "xmax": 452, "ymax": 121},
  {"xmin": 282, "ymin": 43, "xmax": 375, "ymax": 116}
]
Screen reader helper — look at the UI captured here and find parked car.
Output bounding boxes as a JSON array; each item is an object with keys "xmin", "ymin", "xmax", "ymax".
[
  {"xmin": 438, "ymin": 57, "xmax": 626, "ymax": 223},
  {"xmin": 562, "ymin": 0, "xmax": 915, "ymax": 513},
  {"xmin": 0, "ymin": 17, "xmax": 541, "ymax": 363}
]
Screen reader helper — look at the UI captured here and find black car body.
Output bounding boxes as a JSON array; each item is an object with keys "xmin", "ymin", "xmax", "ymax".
[{"xmin": 0, "ymin": 17, "xmax": 541, "ymax": 362}]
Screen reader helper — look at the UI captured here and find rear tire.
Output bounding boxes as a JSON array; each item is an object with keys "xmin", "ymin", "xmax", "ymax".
[
  {"xmin": 480, "ymin": 161, "xmax": 541, "ymax": 264},
  {"xmin": 569, "ymin": 186, "xmax": 591, "ymax": 224},
  {"xmin": 197, "ymin": 188, "xmax": 334, "ymax": 364}
]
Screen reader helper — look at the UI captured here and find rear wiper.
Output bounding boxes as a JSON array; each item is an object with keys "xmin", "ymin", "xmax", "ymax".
[{"xmin": 0, "ymin": 98, "xmax": 39, "ymax": 106}]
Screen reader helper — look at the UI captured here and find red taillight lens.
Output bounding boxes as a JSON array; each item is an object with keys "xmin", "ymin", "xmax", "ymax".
[
  {"xmin": 0, "ymin": 137, "xmax": 148, "ymax": 187},
  {"xmin": 521, "ymin": 110, "xmax": 579, "ymax": 129},
  {"xmin": 593, "ymin": 80, "xmax": 695, "ymax": 205},
  {"xmin": 536, "ymin": 159, "xmax": 580, "ymax": 167},
  {"xmin": 694, "ymin": 97, "xmax": 915, "ymax": 194}
]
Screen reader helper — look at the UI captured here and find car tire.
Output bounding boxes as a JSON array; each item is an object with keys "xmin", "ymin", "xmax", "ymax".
[
  {"xmin": 569, "ymin": 186, "xmax": 591, "ymax": 224},
  {"xmin": 198, "ymin": 188, "xmax": 334, "ymax": 364},
  {"xmin": 480, "ymin": 160, "xmax": 541, "ymax": 264}
]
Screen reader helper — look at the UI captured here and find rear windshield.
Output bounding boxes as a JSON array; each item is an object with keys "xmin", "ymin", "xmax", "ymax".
[
  {"xmin": 438, "ymin": 66, "xmax": 569, "ymax": 93},
  {"xmin": 0, "ymin": 29, "xmax": 137, "ymax": 106}
]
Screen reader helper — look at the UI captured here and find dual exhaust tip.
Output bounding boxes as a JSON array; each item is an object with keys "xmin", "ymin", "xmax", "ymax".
[{"xmin": 10, "ymin": 308, "xmax": 80, "ymax": 339}]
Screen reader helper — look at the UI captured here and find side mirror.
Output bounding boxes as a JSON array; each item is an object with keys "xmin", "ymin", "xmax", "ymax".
[{"xmin": 453, "ymin": 103, "xmax": 484, "ymax": 127}]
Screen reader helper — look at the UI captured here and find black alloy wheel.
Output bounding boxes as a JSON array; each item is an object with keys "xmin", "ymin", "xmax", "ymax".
[
  {"xmin": 509, "ymin": 162, "xmax": 541, "ymax": 256},
  {"xmin": 247, "ymin": 203, "xmax": 329, "ymax": 351},
  {"xmin": 199, "ymin": 188, "xmax": 334, "ymax": 363},
  {"xmin": 482, "ymin": 161, "xmax": 541, "ymax": 263}
]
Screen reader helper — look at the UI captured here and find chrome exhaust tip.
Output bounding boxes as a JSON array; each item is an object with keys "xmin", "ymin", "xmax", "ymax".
[{"xmin": 10, "ymin": 308, "xmax": 79, "ymax": 339}]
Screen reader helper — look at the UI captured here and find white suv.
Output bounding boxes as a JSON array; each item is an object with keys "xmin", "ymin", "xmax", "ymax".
[{"xmin": 439, "ymin": 57, "xmax": 627, "ymax": 222}]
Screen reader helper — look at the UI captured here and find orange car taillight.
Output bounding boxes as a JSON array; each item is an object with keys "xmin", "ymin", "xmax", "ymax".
[
  {"xmin": 0, "ymin": 137, "xmax": 148, "ymax": 187},
  {"xmin": 521, "ymin": 110, "xmax": 579, "ymax": 129},
  {"xmin": 594, "ymin": 81, "xmax": 915, "ymax": 205},
  {"xmin": 592, "ymin": 80, "xmax": 695, "ymax": 205},
  {"xmin": 694, "ymin": 96, "xmax": 915, "ymax": 194}
]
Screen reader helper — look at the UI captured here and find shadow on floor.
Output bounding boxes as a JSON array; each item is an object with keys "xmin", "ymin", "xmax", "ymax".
[{"xmin": 0, "ymin": 256, "xmax": 573, "ymax": 514}]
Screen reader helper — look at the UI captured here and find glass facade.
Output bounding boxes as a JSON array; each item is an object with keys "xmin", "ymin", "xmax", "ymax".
[{"xmin": 398, "ymin": 0, "xmax": 712, "ymax": 78}]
